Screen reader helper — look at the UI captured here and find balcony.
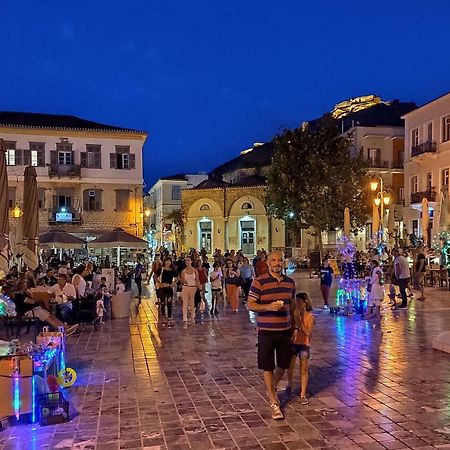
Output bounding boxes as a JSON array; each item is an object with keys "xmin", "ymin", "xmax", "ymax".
[
  {"xmin": 411, "ymin": 188, "xmax": 436, "ymax": 204},
  {"xmin": 411, "ymin": 141, "xmax": 437, "ymax": 157},
  {"xmin": 48, "ymin": 208, "xmax": 82, "ymax": 225},
  {"xmin": 48, "ymin": 163, "xmax": 81, "ymax": 178},
  {"xmin": 367, "ymin": 158, "xmax": 390, "ymax": 169}
]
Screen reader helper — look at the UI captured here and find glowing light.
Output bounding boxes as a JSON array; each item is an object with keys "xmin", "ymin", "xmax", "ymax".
[
  {"xmin": 374, "ymin": 198, "xmax": 381, "ymax": 207},
  {"xmin": 383, "ymin": 196, "xmax": 390, "ymax": 206},
  {"xmin": 370, "ymin": 181, "xmax": 379, "ymax": 191},
  {"xmin": 32, "ymin": 375, "xmax": 36, "ymax": 423},
  {"xmin": 288, "ymin": 212, "xmax": 294, "ymax": 219},
  {"xmin": 60, "ymin": 207, "xmax": 66, "ymax": 213},
  {"xmin": 10, "ymin": 204, "xmax": 23, "ymax": 218}
]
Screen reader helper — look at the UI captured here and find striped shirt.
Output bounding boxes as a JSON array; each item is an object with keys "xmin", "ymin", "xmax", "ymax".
[{"xmin": 249, "ymin": 272, "xmax": 296, "ymax": 331}]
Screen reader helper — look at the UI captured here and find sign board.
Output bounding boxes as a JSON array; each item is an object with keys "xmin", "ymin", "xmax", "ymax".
[{"xmin": 56, "ymin": 212, "xmax": 73, "ymax": 223}]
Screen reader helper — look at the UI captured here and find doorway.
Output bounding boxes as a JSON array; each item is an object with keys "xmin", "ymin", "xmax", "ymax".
[
  {"xmin": 199, "ymin": 220, "xmax": 212, "ymax": 254},
  {"xmin": 240, "ymin": 220, "xmax": 255, "ymax": 255}
]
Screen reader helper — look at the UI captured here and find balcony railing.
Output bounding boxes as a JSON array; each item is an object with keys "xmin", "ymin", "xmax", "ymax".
[
  {"xmin": 411, "ymin": 141, "xmax": 437, "ymax": 157},
  {"xmin": 411, "ymin": 188, "xmax": 436, "ymax": 204},
  {"xmin": 48, "ymin": 208, "xmax": 81, "ymax": 225},
  {"xmin": 367, "ymin": 158, "xmax": 390, "ymax": 168},
  {"xmin": 48, "ymin": 163, "xmax": 81, "ymax": 178}
]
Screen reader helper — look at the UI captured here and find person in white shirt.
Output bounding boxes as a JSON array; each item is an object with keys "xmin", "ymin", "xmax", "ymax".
[
  {"xmin": 393, "ymin": 249, "xmax": 410, "ymax": 309},
  {"xmin": 115, "ymin": 278, "xmax": 126, "ymax": 294},
  {"xmin": 47, "ymin": 274, "xmax": 77, "ymax": 323}
]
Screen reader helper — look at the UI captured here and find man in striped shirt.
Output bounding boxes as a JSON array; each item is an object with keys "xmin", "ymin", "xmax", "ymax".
[{"xmin": 248, "ymin": 250, "xmax": 296, "ymax": 420}]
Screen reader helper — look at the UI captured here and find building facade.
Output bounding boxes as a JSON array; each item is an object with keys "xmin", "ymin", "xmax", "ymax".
[
  {"xmin": 145, "ymin": 173, "xmax": 207, "ymax": 248},
  {"xmin": 1, "ymin": 112, "xmax": 147, "ymax": 240},
  {"xmin": 403, "ymin": 92, "xmax": 450, "ymax": 241},
  {"xmin": 181, "ymin": 178, "xmax": 285, "ymax": 256}
]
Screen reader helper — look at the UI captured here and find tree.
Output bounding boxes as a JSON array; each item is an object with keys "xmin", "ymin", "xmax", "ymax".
[
  {"xmin": 164, "ymin": 209, "xmax": 185, "ymax": 252},
  {"xmin": 266, "ymin": 115, "xmax": 371, "ymax": 255}
]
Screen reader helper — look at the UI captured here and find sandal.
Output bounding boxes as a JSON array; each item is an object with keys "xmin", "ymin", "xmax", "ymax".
[{"xmin": 300, "ymin": 396, "xmax": 309, "ymax": 405}]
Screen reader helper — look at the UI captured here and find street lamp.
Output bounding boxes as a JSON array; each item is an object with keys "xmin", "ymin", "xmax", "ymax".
[{"xmin": 370, "ymin": 177, "xmax": 390, "ymax": 242}]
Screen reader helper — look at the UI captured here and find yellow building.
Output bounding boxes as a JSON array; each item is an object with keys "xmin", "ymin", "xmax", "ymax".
[{"xmin": 181, "ymin": 177, "xmax": 286, "ymax": 256}]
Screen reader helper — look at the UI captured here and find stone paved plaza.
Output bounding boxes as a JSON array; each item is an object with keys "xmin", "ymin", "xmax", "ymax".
[{"xmin": 1, "ymin": 274, "xmax": 450, "ymax": 450}]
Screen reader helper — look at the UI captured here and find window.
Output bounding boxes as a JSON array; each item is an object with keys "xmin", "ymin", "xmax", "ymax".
[
  {"xmin": 199, "ymin": 204, "xmax": 210, "ymax": 211},
  {"xmin": 111, "ymin": 146, "xmax": 135, "ymax": 170},
  {"xmin": 83, "ymin": 189, "xmax": 102, "ymax": 211},
  {"xmin": 37, "ymin": 188, "xmax": 45, "ymax": 210},
  {"xmin": 426, "ymin": 122, "xmax": 433, "ymax": 142},
  {"xmin": 56, "ymin": 142, "xmax": 73, "ymax": 165},
  {"xmin": 442, "ymin": 169, "xmax": 449, "ymax": 189},
  {"xmin": 29, "ymin": 142, "xmax": 45, "ymax": 167},
  {"xmin": 115, "ymin": 189, "xmax": 130, "ymax": 211},
  {"xmin": 81, "ymin": 145, "xmax": 102, "ymax": 169},
  {"xmin": 171, "ymin": 185, "xmax": 181, "ymax": 201},
  {"xmin": 411, "ymin": 128, "xmax": 419, "ymax": 149},
  {"xmin": 411, "ymin": 176, "xmax": 418, "ymax": 194},
  {"xmin": 5, "ymin": 142, "xmax": 17, "ymax": 166},
  {"xmin": 443, "ymin": 115, "xmax": 450, "ymax": 143},
  {"xmin": 241, "ymin": 202, "xmax": 253, "ymax": 210},
  {"xmin": 426, "ymin": 172, "xmax": 432, "ymax": 191},
  {"xmin": 368, "ymin": 148, "xmax": 381, "ymax": 165},
  {"xmin": 412, "ymin": 220, "xmax": 418, "ymax": 236},
  {"xmin": 56, "ymin": 195, "xmax": 72, "ymax": 210}
]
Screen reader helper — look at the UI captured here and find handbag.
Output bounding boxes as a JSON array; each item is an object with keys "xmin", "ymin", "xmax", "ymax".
[{"xmin": 227, "ymin": 276, "xmax": 244, "ymax": 286}]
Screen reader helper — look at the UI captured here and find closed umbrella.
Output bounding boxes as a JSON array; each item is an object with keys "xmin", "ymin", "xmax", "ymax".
[
  {"xmin": 0, "ymin": 139, "xmax": 9, "ymax": 276},
  {"xmin": 372, "ymin": 204, "xmax": 379, "ymax": 238},
  {"xmin": 343, "ymin": 207, "xmax": 350, "ymax": 238},
  {"xmin": 439, "ymin": 189, "xmax": 450, "ymax": 231},
  {"xmin": 89, "ymin": 227, "xmax": 148, "ymax": 266},
  {"xmin": 22, "ymin": 166, "xmax": 39, "ymax": 270},
  {"xmin": 386, "ymin": 205, "xmax": 395, "ymax": 246},
  {"xmin": 39, "ymin": 229, "xmax": 85, "ymax": 249},
  {"xmin": 422, "ymin": 198, "xmax": 430, "ymax": 246}
]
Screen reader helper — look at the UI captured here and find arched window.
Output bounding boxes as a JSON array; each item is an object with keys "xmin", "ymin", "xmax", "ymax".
[
  {"xmin": 200, "ymin": 203, "xmax": 211, "ymax": 211},
  {"xmin": 241, "ymin": 202, "xmax": 253, "ymax": 210}
]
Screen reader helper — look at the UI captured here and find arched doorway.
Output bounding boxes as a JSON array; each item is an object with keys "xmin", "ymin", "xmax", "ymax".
[{"xmin": 198, "ymin": 219, "xmax": 213, "ymax": 254}]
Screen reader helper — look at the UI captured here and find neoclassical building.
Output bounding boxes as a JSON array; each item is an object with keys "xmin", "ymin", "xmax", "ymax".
[{"xmin": 181, "ymin": 177, "xmax": 286, "ymax": 255}]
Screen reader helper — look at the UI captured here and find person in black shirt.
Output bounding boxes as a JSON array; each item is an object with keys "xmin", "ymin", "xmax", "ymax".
[
  {"xmin": 158, "ymin": 257, "xmax": 177, "ymax": 327},
  {"xmin": 40, "ymin": 268, "xmax": 58, "ymax": 286},
  {"xmin": 413, "ymin": 245, "xmax": 426, "ymax": 301},
  {"xmin": 319, "ymin": 258, "xmax": 334, "ymax": 309}
]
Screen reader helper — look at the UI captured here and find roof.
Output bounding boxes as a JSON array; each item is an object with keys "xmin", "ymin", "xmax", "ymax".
[
  {"xmin": 233, "ymin": 175, "xmax": 267, "ymax": 187},
  {"xmin": 401, "ymin": 92, "xmax": 450, "ymax": 119},
  {"xmin": 160, "ymin": 173, "xmax": 188, "ymax": 181},
  {"xmin": 0, "ymin": 111, "xmax": 147, "ymax": 134},
  {"xmin": 192, "ymin": 178, "xmax": 231, "ymax": 189}
]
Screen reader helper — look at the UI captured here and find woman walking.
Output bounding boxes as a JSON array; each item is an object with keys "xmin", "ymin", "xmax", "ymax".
[
  {"xmin": 158, "ymin": 257, "xmax": 177, "ymax": 327},
  {"xmin": 239, "ymin": 257, "xmax": 255, "ymax": 301},
  {"xmin": 209, "ymin": 262, "xmax": 222, "ymax": 316},
  {"xmin": 180, "ymin": 257, "xmax": 201, "ymax": 329},
  {"xmin": 224, "ymin": 259, "xmax": 241, "ymax": 312}
]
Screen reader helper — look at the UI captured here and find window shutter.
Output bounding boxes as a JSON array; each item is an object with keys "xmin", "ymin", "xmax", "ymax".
[
  {"xmin": 80, "ymin": 152, "xmax": 87, "ymax": 168},
  {"xmin": 15, "ymin": 149, "xmax": 23, "ymax": 166},
  {"xmin": 71, "ymin": 151, "xmax": 75, "ymax": 165},
  {"xmin": 23, "ymin": 149, "xmax": 31, "ymax": 166},
  {"xmin": 83, "ymin": 190, "xmax": 89, "ymax": 211},
  {"xmin": 95, "ymin": 190, "xmax": 102, "ymax": 211},
  {"xmin": 376, "ymin": 148, "xmax": 381, "ymax": 163},
  {"xmin": 50, "ymin": 151, "xmax": 57, "ymax": 165},
  {"xmin": 37, "ymin": 188, "xmax": 45, "ymax": 209},
  {"xmin": 110, "ymin": 153, "xmax": 117, "ymax": 169},
  {"xmin": 94, "ymin": 152, "xmax": 101, "ymax": 169},
  {"xmin": 130, "ymin": 154, "xmax": 136, "ymax": 169},
  {"xmin": 52, "ymin": 195, "xmax": 58, "ymax": 210},
  {"xmin": 37, "ymin": 149, "xmax": 45, "ymax": 166}
]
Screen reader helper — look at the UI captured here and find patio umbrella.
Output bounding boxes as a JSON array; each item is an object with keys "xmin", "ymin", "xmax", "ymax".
[
  {"xmin": 387, "ymin": 205, "xmax": 395, "ymax": 247},
  {"xmin": 0, "ymin": 139, "xmax": 9, "ymax": 276},
  {"xmin": 39, "ymin": 229, "xmax": 86, "ymax": 249},
  {"xmin": 422, "ymin": 198, "xmax": 430, "ymax": 246},
  {"xmin": 343, "ymin": 207, "xmax": 350, "ymax": 238},
  {"xmin": 372, "ymin": 204, "xmax": 379, "ymax": 238},
  {"xmin": 88, "ymin": 228, "xmax": 148, "ymax": 266},
  {"xmin": 21, "ymin": 166, "xmax": 39, "ymax": 270},
  {"xmin": 439, "ymin": 189, "xmax": 450, "ymax": 231}
]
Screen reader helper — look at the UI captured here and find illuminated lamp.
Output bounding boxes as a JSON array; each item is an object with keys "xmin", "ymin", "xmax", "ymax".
[
  {"xmin": 370, "ymin": 181, "xmax": 378, "ymax": 191},
  {"xmin": 374, "ymin": 198, "xmax": 381, "ymax": 207},
  {"xmin": 10, "ymin": 204, "xmax": 23, "ymax": 218}
]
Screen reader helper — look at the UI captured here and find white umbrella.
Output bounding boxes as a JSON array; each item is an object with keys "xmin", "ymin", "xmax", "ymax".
[
  {"xmin": 439, "ymin": 189, "xmax": 450, "ymax": 231},
  {"xmin": 372, "ymin": 204, "xmax": 379, "ymax": 238},
  {"xmin": 343, "ymin": 207, "xmax": 350, "ymax": 238},
  {"xmin": 422, "ymin": 198, "xmax": 429, "ymax": 246}
]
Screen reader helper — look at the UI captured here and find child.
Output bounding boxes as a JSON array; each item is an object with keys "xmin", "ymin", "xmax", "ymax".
[
  {"xmin": 286, "ymin": 292, "xmax": 314, "ymax": 405},
  {"xmin": 209, "ymin": 263, "xmax": 222, "ymax": 316},
  {"xmin": 96, "ymin": 294, "xmax": 106, "ymax": 324},
  {"xmin": 98, "ymin": 276, "xmax": 111, "ymax": 314},
  {"xmin": 366, "ymin": 259, "xmax": 384, "ymax": 319}
]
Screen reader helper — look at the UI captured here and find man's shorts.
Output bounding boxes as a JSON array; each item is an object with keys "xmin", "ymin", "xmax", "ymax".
[
  {"xmin": 413, "ymin": 272, "xmax": 425, "ymax": 289},
  {"xmin": 292, "ymin": 344, "xmax": 310, "ymax": 359},
  {"xmin": 257, "ymin": 329, "xmax": 292, "ymax": 371}
]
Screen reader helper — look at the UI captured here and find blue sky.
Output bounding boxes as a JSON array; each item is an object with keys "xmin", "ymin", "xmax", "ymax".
[{"xmin": 1, "ymin": 0, "xmax": 450, "ymax": 187}]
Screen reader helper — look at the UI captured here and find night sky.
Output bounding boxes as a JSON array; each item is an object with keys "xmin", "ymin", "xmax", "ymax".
[{"xmin": 1, "ymin": 0, "xmax": 449, "ymax": 187}]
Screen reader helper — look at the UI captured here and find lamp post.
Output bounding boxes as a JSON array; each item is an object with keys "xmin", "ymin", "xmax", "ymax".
[{"xmin": 370, "ymin": 178, "xmax": 390, "ymax": 243}]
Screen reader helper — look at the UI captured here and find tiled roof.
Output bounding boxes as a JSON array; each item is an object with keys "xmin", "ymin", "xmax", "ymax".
[
  {"xmin": 160, "ymin": 173, "xmax": 188, "ymax": 181},
  {"xmin": 193, "ymin": 178, "xmax": 231, "ymax": 189},
  {"xmin": 0, "ymin": 111, "xmax": 146, "ymax": 133},
  {"xmin": 233, "ymin": 175, "xmax": 267, "ymax": 187}
]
